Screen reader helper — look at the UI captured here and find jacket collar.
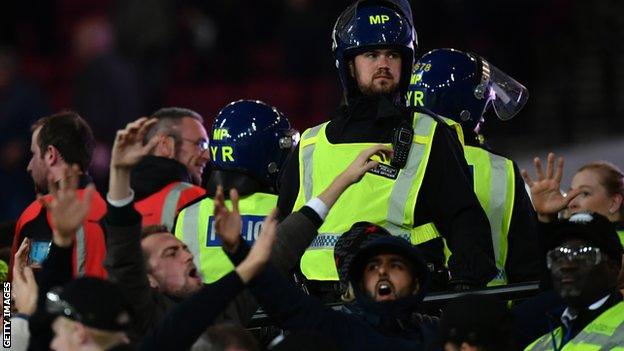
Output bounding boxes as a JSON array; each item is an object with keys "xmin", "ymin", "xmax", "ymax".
[{"xmin": 131, "ymin": 156, "xmax": 194, "ymax": 200}]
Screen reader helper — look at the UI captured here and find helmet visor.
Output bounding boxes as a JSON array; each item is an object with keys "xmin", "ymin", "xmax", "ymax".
[{"xmin": 485, "ymin": 61, "xmax": 529, "ymax": 121}]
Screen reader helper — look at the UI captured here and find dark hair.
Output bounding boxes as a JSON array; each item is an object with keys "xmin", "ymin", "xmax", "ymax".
[
  {"xmin": 205, "ymin": 323, "xmax": 259, "ymax": 351},
  {"xmin": 578, "ymin": 162, "xmax": 624, "ymax": 217},
  {"xmin": 31, "ymin": 111, "xmax": 95, "ymax": 172},
  {"xmin": 140, "ymin": 224, "xmax": 170, "ymax": 240},
  {"xmin": 144, "ymin": 107, "xmax": 204, "ymax": 146}
]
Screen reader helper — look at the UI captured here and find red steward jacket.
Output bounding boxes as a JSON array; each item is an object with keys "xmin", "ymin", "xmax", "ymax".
[
  {"xmin": 134, "ymin": 181, "xmax": 205, "ymax": 230},
  {"xmin": 11, "ymin": 182, "xmax": 107, "ymax": 279}
]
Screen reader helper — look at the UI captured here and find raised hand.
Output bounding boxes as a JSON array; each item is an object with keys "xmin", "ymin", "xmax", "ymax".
[
  {"xmin": 521, "ymin": 153, "xmax": 581, "ymax": 222},
  {"xmin": 214, "ymin": 186, "xmax": 242, "ymax": 253},
  {"xmin": 111, "ymin": 117, "xmax": 159, "ymax": 169},
  {"xmin": 235, "ymin": 208, "xmax": 279, "ymax": 283},
  {"xmin": 340, "ymin": 144, "xmax": 393, "ymax": 184},
  {"xmin": 12, "ymin": 238, "xmax": 39, "ymax": 316},
  {"xmin": 318, "ymin": 144, "xmax": 393, "ymax": 209},
  {"xmin": 39, "ymin": 165, "xmax": 94, "ymax": 247}
]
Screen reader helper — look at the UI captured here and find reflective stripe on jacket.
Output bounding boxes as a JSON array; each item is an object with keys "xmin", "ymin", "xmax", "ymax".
[
  {"xmin": 11, "ymin": 189, "xmax": 107, "ymax": 278},
  {"xmin": 524, "ymin": 301, "xmax": 624, "ymax": 351},
  {"xmin": 464, "ymin": 145, "xmax": 515, "ymax": 285},
  {"xmin": 135, "ymin": 181, "xmax": 205, "ymax": 231}
]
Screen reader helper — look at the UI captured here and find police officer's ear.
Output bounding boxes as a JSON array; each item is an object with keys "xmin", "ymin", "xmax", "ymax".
[{"xmin": 348, "ymin": 61, "xmax": 355, "ymax": 78}]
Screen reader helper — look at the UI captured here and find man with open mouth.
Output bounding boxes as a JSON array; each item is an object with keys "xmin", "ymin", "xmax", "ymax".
[
  {"xmin": 225, "ymin": 221, "xmax": 438, "ymax": 351},
  {"xmin": 336, "ymin": 222, "xmax": 435, "ymax": 340}
]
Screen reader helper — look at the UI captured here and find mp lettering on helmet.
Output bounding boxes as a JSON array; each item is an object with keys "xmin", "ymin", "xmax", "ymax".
[
  {"xmin": 369, "ymin": 14, "xmax": 390, "ymax": 25},
  {"xmin": 210, "ymin": 146, "xmax": 235, "ymax": 162},
  {"xmin": 410, "ymin": 72, "xmax": 423, "ymax": 85},
  {"xmin": 213, "ymin": 128, "xmax": 230, "ymax": 141}
]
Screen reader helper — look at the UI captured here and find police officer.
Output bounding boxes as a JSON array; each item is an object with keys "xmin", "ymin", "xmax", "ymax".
[
  {"xmin": 408, "ymin": 48, "xmax": 541, "ymax": 285},
  {"xmin": 278, "ymin": 0, "xmax": 496, "ymax": 291},
  {"xmin": 175, "ymin": 100, "xmax": 298, "ymax": 283}
]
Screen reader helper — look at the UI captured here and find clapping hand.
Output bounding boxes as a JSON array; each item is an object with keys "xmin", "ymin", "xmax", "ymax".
[
  {"xmin": 340, "ymin": 144, "xmax": 393, "ymax": 184},
  {"xmin": 521, "ymin": 153, "xmax": 581, "ymax": 222},
  {"xmin": 235, "ymin": 208, "xmax": 279, "ymax": 283},
  {"xmin": 214, "ymin": 186, "xmax": 243, "ymax": 253},
  {"xmin": 111, "ymin": 117, "xmax": 159, "ymax": 169},
  {"xmin": 39, "ymin": 165, "xmax": 94, "ymax": 247}
]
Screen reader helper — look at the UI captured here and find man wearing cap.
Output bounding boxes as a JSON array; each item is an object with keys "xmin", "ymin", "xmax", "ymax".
[
  {"xmin": 220, "ymin": 221, "xmax": 437, "ymax": 351},
  {"xmin": 47, "ymin": 277, "xmax": 133, "ymax": 351},
  {"xmin": 524, "ymin": 212, "xmax": 624, "ymax": 350}
]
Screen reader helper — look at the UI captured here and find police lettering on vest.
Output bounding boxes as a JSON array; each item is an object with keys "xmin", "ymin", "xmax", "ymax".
[
  {"xmin": 205, "ymin": 215, "xmax": 265, "ymax": 246},
  {"xmin": 175, "ymin": 193, "xmax": 277, "ymax": 283}
]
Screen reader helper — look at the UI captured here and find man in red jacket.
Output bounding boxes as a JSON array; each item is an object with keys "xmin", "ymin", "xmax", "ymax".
[
  {"xmin": 12, "ymin": 110, "xmax": 107, "ymax": 278},
  {"xmin": 129, "ymin": 108, "xmax": 208, "ymax": 230}
]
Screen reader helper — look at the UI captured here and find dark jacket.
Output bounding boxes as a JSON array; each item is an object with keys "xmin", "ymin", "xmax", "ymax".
[
  {"xmin": 131, "ymin": 156, "xmax": 195, "ymax": 201},
  {"xmin": 103, "ymin": 195, "xmax": 323, "ymax": 345},
  {"xmin": 279, "ymin": 95, "xmax": 496, "ymax": 286},
  {"xmin": 27, "ymin": 243, "xmax": 74, "ymax": 351},
  {"xmin": 138, "ymin": 271, "xmax": 246, "ymax": 351},
  {"xmin": 343, "ymin": 235, "xmax": 437, "ymax": 341},
  {"xmin": 228, "ymin": 241, "xmax": 437, "ymax": 351}
]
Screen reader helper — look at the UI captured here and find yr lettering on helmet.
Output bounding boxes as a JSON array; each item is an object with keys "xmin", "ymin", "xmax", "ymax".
[
  {"xmin": 210, "ymin": 146, "xmax": 235, "ymax": 162},
  {"xmin": 369, "ymin": 15, "xmax": 390, "ymax": 25},
  {"xmin": 406, "ymin": 90, "xmax": 424, "ymax": 107}
]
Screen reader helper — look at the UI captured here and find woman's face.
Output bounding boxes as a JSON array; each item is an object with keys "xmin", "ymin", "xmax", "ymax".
[{"xmin": 568, "ymin": 169, "xmax": 622, "ymax": 220}]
